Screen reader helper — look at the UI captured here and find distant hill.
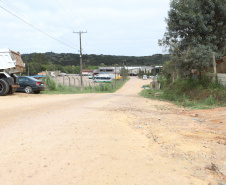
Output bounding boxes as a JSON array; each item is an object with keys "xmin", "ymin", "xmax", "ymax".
[
  {"xmin": 22, "ymin": 52, "xmax": 170, "ymax": 67},
  {"xmin": 21, "ymin": 52, "xmax": 170, "ymax": 75}
]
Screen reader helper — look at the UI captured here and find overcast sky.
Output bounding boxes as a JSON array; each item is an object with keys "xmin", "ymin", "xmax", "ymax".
[{"xmin": 0, "ymin": 0, "xmax": 170, "ymax": 56}]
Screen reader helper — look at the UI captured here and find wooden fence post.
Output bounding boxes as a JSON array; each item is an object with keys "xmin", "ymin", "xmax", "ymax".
[{"xmin": 212, "ymin": 52, "xmax": 217, "ymax": 82}]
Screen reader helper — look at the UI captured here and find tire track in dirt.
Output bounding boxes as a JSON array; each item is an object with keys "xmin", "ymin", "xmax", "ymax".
[{"xmin": 0, "ymin": 77, "xmax": 225, "ymax": 185}]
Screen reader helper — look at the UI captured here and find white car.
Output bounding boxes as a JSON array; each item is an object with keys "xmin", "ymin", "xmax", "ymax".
[
  {"xmin": 88, "ymin": 73, "xmax": 93, "ymax": 79},
  {"xmin": 143, "ymin": 75, "xmax": 147, "ymax": 80}
]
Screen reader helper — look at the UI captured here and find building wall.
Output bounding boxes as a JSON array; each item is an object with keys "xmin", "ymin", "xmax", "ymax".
[
  {"xmin": 217, "ymin": 62, "xmax": 226, "ymax": 73},
  {"xmin": 217, "ymin": 73, "xmax": 226, "ymax": 87}
]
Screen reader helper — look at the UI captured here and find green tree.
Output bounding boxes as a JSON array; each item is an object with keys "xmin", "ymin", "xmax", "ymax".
[
  {"xmin": 32, "ymin": 53, "xmax": 49, "ymax": 65},
  {"xmin": 29, "ymin": 62, "xmax": 42, "ymax": 75},
  {"xmin": 159, "ymin": 0, "xmax": 226, "ymax": 75}
]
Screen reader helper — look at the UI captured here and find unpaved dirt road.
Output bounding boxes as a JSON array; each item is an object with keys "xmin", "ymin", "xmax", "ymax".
[{"xmin": 0, "ymin": 77, "xmax": 225, "ymax": 185}]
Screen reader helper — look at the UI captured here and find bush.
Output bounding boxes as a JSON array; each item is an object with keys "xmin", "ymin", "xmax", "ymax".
[
  {"xmin": 141, "ymin": 74, "xmax": 226, "ymax": 108},
  {"xmin": 43, "ymin": 76, "xmax": 56, "ymax": 91},
  {"xmin": 56, "ymin": 83, "xmax": 64, "ymax": 92},
  {"xmin": 204, "ymin": 95, "xmax": 217, "ymax": 106},
  {"xmin": 43, "ymin": 78, "xmax": 129, "ymax": 94}
]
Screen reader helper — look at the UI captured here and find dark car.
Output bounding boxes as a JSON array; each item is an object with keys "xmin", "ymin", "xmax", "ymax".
[{"xmin": 16, "ymin": 76, "xmax": 45, "ymax": 94}]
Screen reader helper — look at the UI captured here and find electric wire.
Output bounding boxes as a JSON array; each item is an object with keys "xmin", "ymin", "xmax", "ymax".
[
  {"xmin": 0, "ymin": 0, "xmax": 122, "ymax": 56},
  {"xmin": 43, "ymin": 0, "xmax": 81, "ymax": 47},
  {"xmin": 0, "ymin": 4, "xmax": 76, "ymax": 50},
  {"xmin": 0, "ymin": 0, "xmax": 79, "ymax": 50}
]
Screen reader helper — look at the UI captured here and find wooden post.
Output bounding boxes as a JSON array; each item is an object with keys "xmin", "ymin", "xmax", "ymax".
[
  {"xmin": 68, "ymin": 76, "xmax": 70, "ymax": 86},
  {"xmin": 115, "ymin": 65, "xmax": 117, "ymax": 88},
  {"xmin": 212, "ymin": 52, "xmax": 217, "ymax": 82},
  {"xmin": 72, "ymin": 77, "xmax": 75, "ymax": 86},
  {"xmin": 172, "ymin": 71, "xmax": 175, "ymax": 82},
  {"xmin": 212, "ymin": 52, "xmax": 217, "ymax": 73},
  {"xmin": 56, "ymin": 76, "xmax": 58, "ymax": 86}
]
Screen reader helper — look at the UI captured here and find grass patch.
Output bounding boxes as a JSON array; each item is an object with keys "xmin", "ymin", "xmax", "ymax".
[
  {"xmin": 43, "ymin": 77, "xmax": 129, "ymax": 94},
  {"xmin": 140, "ymin": 77, "xmax": 226, "ymax": 109},
  {"xmin": 139, "ymin": 89, "xmax": 161, "ymax": 99}
]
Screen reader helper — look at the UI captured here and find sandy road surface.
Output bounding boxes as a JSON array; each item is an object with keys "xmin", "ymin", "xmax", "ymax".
[{"xmin": 0, "ymin": 77, "xmax": 225, "ymax": 185}]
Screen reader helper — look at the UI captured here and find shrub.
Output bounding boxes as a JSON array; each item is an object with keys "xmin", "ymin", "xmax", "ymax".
[
  {"xmin": 204, "ymin": 95, "xmax": 217, "ymax": 106},
  {"xmin": 141, "ymin": 74, "xmax": 226, "ymax": 108},
  {"xmin": 43, "ymin": 76, "xmax": 56, "ymax": 91},
  {"xmin": 56, "ymin": 83, "xmax": 64, "ymax": 92}
]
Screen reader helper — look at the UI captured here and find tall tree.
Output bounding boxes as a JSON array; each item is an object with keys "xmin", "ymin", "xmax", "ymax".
[
  {"xmin": 159, "ymin": 0, "xmax": 226, "ymax": 75},
  {"xmin": 32, "ymin": 53, "xmax": 48, "ymax": 65}
]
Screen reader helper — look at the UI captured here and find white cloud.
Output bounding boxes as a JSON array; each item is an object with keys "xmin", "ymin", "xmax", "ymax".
[{"xmin": 0, "ymin": 0, "xmax": 170, "ymax": 56}]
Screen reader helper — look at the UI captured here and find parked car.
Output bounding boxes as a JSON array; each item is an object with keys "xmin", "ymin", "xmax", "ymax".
[
  {"xmin": 59, "ymin": 73, "xmax": 66, "ymax": 76},
  {"xmin": 93, "ymin": 74, "xmax": 112, "ymax": 83},
  {"xmin": 133, "ymin": 72, "xmax": 138, "ymax": 76},
  {"xmin": 16, "ymin": 76, "xmax": 45, "ymax": 94},
  {"xmin": 88, "ymin": 73, "xmax": 93, "ymax": 79},
  {"xmin": 143, "ymin": 75, "xmax": 147, "ymax": 80}
]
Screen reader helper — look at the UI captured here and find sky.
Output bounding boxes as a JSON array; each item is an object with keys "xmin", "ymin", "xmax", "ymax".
[{"xmin": 0, "ymin": 0, "xmax": 171, "ymax": 56}]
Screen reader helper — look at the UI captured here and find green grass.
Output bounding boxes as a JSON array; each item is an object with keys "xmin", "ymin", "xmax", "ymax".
[
  {"xmin": 139, "ymin": 89, "xmax": 161, "ymax": 99},
  {"xmin": 139, "ymin": 78, "xmax": 226, "ymax": 109},
  {"xmin": 43, "ymin": 78, "xmax": 129, "ymax": 94}
]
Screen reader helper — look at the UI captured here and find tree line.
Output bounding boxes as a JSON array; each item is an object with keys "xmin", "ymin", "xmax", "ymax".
[
  {"xmin": 159, "ymin": 0, "xmax": 225, "ymax": 79},
  {"xmin": 21, "ymin": 53, "xmax": 170, "ymax": 75}
]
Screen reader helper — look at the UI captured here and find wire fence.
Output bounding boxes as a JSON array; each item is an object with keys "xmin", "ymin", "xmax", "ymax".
[
  {"xmin": 42, "ymin": 75, "xmax": 126, "ymax": 93},
  {"xmin": 51, "ymin": 75, "xmax": 124, "ymax": 88},
  {"xmin": 52, "ymin": 76, "xmax": 96, "ymax": 87}
]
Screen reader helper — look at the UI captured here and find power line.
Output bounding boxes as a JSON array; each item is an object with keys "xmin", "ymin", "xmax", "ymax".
[
  {"xmin": 56, "ymin": 0, "xmax": 87, "ymax": 32},
  {"xmin": 0, "ymin": 1, "xmax": 118, "ymax": 56},
  {"xmin": 1, "ymin": 0, "xmax": 80, "ymax": 51},
  {"xmin": 42, "ymin": 0, "xmax": 80, "ymax": 47},
  {"xmin": 0, "ymin": 5, "xmax": 76, "ymax": 50}
]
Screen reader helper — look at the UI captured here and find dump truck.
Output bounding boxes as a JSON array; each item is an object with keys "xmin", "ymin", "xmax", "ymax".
[{"xmin": 0, "ymin": 48, "xmax": 25, "ymax": 96}]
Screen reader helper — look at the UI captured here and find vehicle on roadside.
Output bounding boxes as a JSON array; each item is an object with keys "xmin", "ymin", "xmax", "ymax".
[
  {"xmin": 0, "ymin": 48, "xmax": 25, "ymax": 96},
  {"xmin": 88, "ymin": 73, "xmax": 93, "ymax": 79},
  {"xmin": 50, "ymin": 72, "xmax": 56, "ymax": 77},
  {"xmin": 133, "ymin": 72, "xmax": 138, "ymax": 76},
  {"xmin": 93, "ymin": 74, "xmax": 112, "ymax": 83},
  {"xmin": 129, "ymin": 72, "xmax": 138, "ymax": 76},
  {"xmin": 59, "ymin": 73, "xmax": 66, "ymax": 76},
  {"xmin": 16, "ymin": 76, "xmax": 45, "ymax": 94},
  {"xmin": 143, "ymin": 75, "xmax": 147, "ymax": 80}
]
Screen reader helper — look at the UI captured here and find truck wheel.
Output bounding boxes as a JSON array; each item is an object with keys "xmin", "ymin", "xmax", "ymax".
[
  {"xmin": 24, "ymin": 86, "xmax": 32, "ymax": 94},
  {"xmin": 0, "ymin": 79, "xmax": 9, "ymax": 96},
  {"xmin": 8, "ymin": 87, "xmax": 17, "ymax": 94}
]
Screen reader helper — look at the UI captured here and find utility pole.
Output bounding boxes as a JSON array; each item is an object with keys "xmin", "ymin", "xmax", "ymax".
[{"xmin": 73, "ymin": 31, "xmax": 87, "ymax": 91}]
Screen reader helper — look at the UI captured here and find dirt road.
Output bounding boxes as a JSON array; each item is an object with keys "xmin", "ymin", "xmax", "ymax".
[{"xmin": 0, "ymin": 77, "xmax": 225, "ymax": 185}]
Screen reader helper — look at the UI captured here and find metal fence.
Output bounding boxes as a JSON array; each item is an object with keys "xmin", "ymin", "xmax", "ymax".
[
  {"xmin": 52, "ymin": 76, "xmax": 96, "ymax": 87},
  {"xmin": 50, "ymin": 75, "xmax": 124, "ymax": 89}
]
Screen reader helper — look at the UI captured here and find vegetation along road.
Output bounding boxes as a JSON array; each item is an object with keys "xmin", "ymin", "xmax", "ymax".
[{"xmin": 0, "ymin": 77, "xmax": 225, "ymax": 185}]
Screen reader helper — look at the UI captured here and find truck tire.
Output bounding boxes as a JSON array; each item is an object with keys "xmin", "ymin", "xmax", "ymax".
[
  {"xmin": 8, "ymin": 87, "xmax": 17, "ymax": 94},
  {"xmin": 0, "ymin": 79, "xmax": 9, "ymax": 96},
  {"xmin": 24, "ymin": 86, "xmax": 32, "ymax": 94}
]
